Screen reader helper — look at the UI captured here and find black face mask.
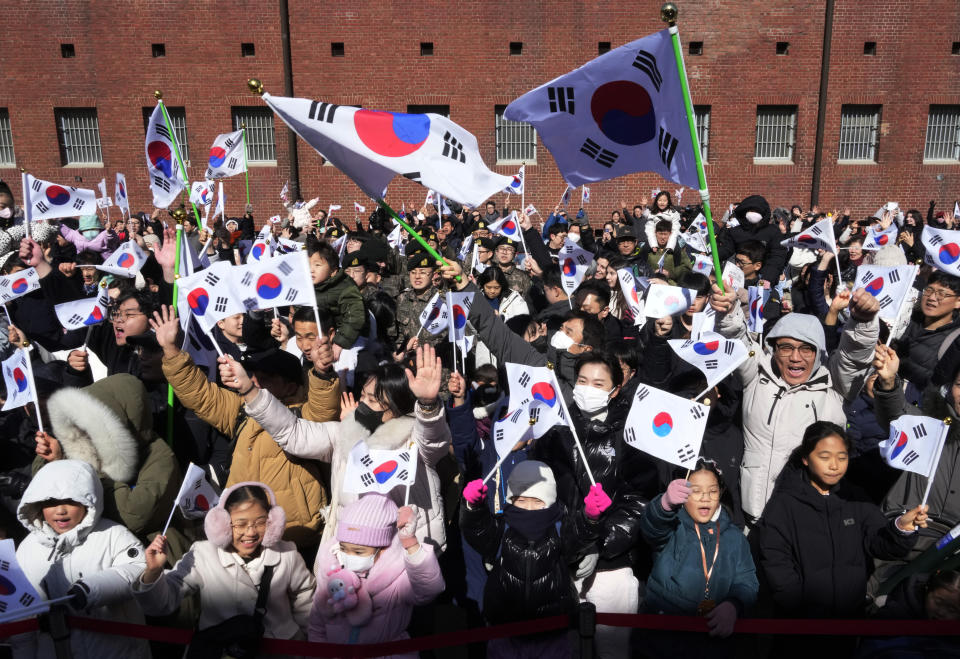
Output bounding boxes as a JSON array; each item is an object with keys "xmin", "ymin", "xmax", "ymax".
[
  {"xmin": 503, "ymin": 502, "xmax": 561, "ymax": 542},
  {"xmin": 354, "ymin": 402, "xmax": 385, "ymax": 434},
  {"xmin": 530, "ymin": 336, "xmax": 548, "ymax": 354},
  {"xmin": 472, "ymin": 384, "xmax": 500, "ymax": 407}
]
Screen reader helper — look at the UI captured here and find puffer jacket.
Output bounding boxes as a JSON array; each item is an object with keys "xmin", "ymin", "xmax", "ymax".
[
  {"xmin": 715, "ymin": 304, "xmax": 878, "ymax": 518},
  {"xmin": 640, "ymin": 495, "xmax": 758, "ymax": 616},
  {"xmin": 642, "ymin": 207, "xmax": 682, "ymax": 250},
  {"xmin": 895, "ymin": 314, "xmax": 960, "ymax": 393},
  {"xmin": 716, "ymin": 209, "xmax": 789, "ymax": 284},
  {"xmin": 757, "ymin": 465, "xmax": 917, "ymax": 617},
  {"xmin": 313, "ymin": 269, "xmax": 366, "ymax": 349},
  {"xmin": 13, "ymin": 460, "xmax": 150, "ymax": 659},
  {"xmin": 243, "ymin": 382, "xmax": 452, "ymax": 556},
  {"xmin": 163, "ymin": 351, "xmax": 337, "ymax": 547}
]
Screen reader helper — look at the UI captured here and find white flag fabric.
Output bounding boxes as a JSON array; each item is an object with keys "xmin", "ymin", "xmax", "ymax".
[
  {"xmin": 189, "ymin": 181, "xmax": 215, "ymax": 207},
  {"xmin": 388, "ymin": 223, "xmax": 405, "ymax": 252},
  {"xmin": 684, "ymin": 227, "xmax": 710, "ymax": 255},
  {"xmin": 232, "ymin": 251, "xmax": 315, "ymax": 311},
  {"xmin": 419, "ymin": 291, "xmax": 449, "ymax": 335},
  {"xmin": 1, "ymin": 350, "xmax": 36, "ymax": 412},
  {"xmin": 505, "ymin": 29, "xmax": 699, "ymax": 188},
  {"xmin": 692, "ymin": 253, "xmax": 713, "ymax": 275},
  {"xmin": 644, "ymin": 284, "xmax": 697, "ymax": 318},
  {"xmin": 174, "ymin": 463, "xmax": 220, "ymax": 519},
  {"xmin": 178, "ymin": 261, "xmax": 246, "ymax": 332},
  {"xmin": 280, "ymin": 181, "xmax": 289, "ymax": 203},
  {"xmin": 178, "ymin": 231, "xmax": 202, "ymax": 278},
  {"xmin": 276, "ymin": 237, "xmax": 303, "ymax": 254},
  {"xmin": 503, "ymin": 165, "xmax": 525, "ymax": 194},
  {"xmin": 0, "ymin": 538, "xmax": 50, "ymax": 623},
  {"xmin": 55, "ymin": 285, "xmax": 110, "ymax": 331},
  {"xmin": 488, "ymin": 212, "xmax": 523, "ymax": 241},
  {"xmin": 559, "ymin": 237, "xmax": 594, "ymax": 296},
  {"xmin": 921, "ymin": 226, "xmax": 960, "ymax": 277},
  {"xmin": 581, "ymin": 186, "xmax": 591, "ymax": 204},
  {"xmin": 954, "ymin": 201, "xmax": 960, "ymax": 220},
  {"xmin": 212, "ymin": 181, "xmax": 225, "ymax": 222},
  {"xmin": 354, "ymin": 202, "xmax": 366, "ymax": 214},
  {"xmin": 456, "ymin": 234, "xmax": 473, "ymax": 261},
  {"xmin": 780, "ymin": 218, "xmax": 837, "ymax": 254},
  {"xmin": 559, "ymin": 185, "xmax": 574, "ymax": 207},
  {"xmin": 690, "ymin": 307, "xmax": 716, "ymax": 340},
  {"xmin": 617, "ymin": 268, "xmax": 645, "ymax": 325},
  {"xmin": 722, "ymin": 262, "xmax": 745, "ymax": 291},
  {"xmin": 668, "ymin": 332, "xmax": 748, "ymax": 391},
  {"xmin": 524, "ymin": 204, "xmax": 537, "ymax": 217},
  {"xmin": 204, "ymin": 129, "xmax": 246, "ymax": 180},
  {"xmin": 96, "ymin": 197, "xmax": 113, "ymax": 209},
  {"xmin": 862, "ymin": 224, "xmax": 898, "ymax": 251},
  {"xmin": 97, "ymin": 178, "xmax": 108, "ymax": 199},
  {"xmin": 343, "ymin": 441, "xmax": 417, "ymax": 495},
  {"xmin": 181, "ymin": 314, "xmax": 219, "ymax": 381},
  {"xmin": 879, "ymin": 415, "xmax": 947, "ymax": 477},
  {"xmin": 854, "ymin": 264, "xmax": 918, "ymax": 322},
  {"xmin": 96, "ymin": 240, "xmax": 148, "ymax": 278},
  {"xmin": 504, "ymin": 363, "xmax": 567, "ymax": 439},
  {"xmin": 624, "ymin": 384, "xmax": 708, "ymax": 469},
  {"xmin": 249, "ymin": 225, "xmax": 275, "ymax": 262},
  {"xmin": 747, "ymin": 285, "xmax": 770, "ymax": 333},
  {"xmin": 115, "ymin": 173, "xmax": 130, "ymax": 217},
  {"xmin": 328, "ymin": 204, "xmax": 342, "ymax": 215},
  {"xmin": 0, "ymin": 268, "xmax": 41, "ymax": 303},
  {"xmin": 23, "ymin": 174, "xmax": 96, "ymax": 220},
  {"xmin": 446, "ymin": 291, "xmax": 475, "ymax": 342},
  {"xmin": 261, "ymin": 93, "xmax": 512, "ymax": 206},
  {"xmin": 491, "ymin": 408, "xmax": 535, "ymax": 459},
  {"xmin": 471, "ymin": 245, "xmax": 488, "ymax": 275},
  {"xmin": 425, "ymin": 190, "xmax": 436, "ymax": 206},
  {"xmin": 145, "ymin": 103, "xmax": 187, "ymax": 208}
]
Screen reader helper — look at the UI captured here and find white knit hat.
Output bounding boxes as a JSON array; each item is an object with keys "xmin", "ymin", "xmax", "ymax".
[{"xmin": 506, "ymin": 460, "xmax": 557, "ymax": 508}]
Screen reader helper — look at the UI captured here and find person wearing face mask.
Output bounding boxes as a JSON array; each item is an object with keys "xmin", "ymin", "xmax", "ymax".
[
  {"xmin": 0, "ymin": 179, "xmax": 24, "ymax": 228},
  {"xmin": 716, "ymin": 194, "xmax": 789, "ymax": 286},
  {"xmin": 220, "ymin": 344, "xmax": 452, "ymax": 561}
]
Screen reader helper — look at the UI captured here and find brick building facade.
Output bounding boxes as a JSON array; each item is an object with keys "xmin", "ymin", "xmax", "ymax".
[{"xmin": 0, "ymin": 1, "xmax": 957, "ymax": 224}]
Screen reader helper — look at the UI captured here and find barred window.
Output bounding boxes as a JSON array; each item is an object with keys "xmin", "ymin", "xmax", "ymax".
[
  {"xmin": 924, "ymin": 105, "xmax": 960, "ymax": 161},
  {"xmin": 495, "ymin": 105, "xmax": 536, "ymax": 163},
  {"xmin": 694, "ymin": 105, "xmax": 710, "ymax": 162},
  {"xmin": 55, "ymin": 108, "xmax": 102, "ymax": 165},
  {"xmin": 0, "ymin": 109, "xmax": 14, "ymax": 166},
  {"xmin": 838, "ymin": 105, "xmax": 880, "ymax": 162},
  {"xmin": 754, "ymin": 106, "xmax": 796, "ymax": 161},
  {"xmin": 232, "ymin": 107, "xmax": 275, "ymax": 162}
]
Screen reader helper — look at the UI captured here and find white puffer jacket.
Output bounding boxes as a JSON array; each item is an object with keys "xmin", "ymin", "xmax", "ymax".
[
  {"xmin": 12, "ymin": 460, "xmax": 149, "ymax": 659},
  {"xmin": 643, "ymin": 207, "xmax": 682, "ymax": 250}
]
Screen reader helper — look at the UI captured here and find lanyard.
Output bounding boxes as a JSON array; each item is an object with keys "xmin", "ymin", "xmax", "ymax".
[{"xmin": 694, "ymin": 523, "xmax": 720, "ymax": 598}]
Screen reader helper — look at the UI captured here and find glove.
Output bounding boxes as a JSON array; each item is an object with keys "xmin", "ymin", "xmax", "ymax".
[
  {"xmin": 463, "ymin": 479, "xmax": 488, "ymax": 507},
  {"xmin": 575, "ymin": 552, "xmax": 599, "ymax": 580},
  {"xmin": 583, "ymin": 484, "xmax": 612, "ymax": 520},
  {"xmin": 706, "ymin": 601, "xmax": 738, "ymax": 638},
  {"xmin": 397, "ymin": 505, "xmax": 419, "ymax": 550},
  {"xmin": 66, "ymin": 583, "xmax": 89, "ymax": 611},
  {"xmin": 661, "ymin": 479, "xmax": 691, "ymax": 511}
]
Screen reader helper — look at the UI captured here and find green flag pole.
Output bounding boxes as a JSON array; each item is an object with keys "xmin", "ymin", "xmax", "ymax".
[
  {"xmin": 661, "ymin": 3, "xmax": 724, "ymax": 293},
  {"xmin": 377, "ymin": 200, "xmax": 462, "ymax": 282},
  {"xmin": 241, "ymin": 124, "xmax": 251, "ymax": 207}
]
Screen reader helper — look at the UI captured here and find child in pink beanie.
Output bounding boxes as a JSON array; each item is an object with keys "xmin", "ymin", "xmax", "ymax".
[{"xmin": 308, "ymin": 494, "xmax": 445, "ymax": 655}]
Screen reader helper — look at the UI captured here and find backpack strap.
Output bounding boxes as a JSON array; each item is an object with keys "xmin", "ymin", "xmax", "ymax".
[{"xmin": 253, "ymin": 564, "xmax": 275, "ymax": 621}]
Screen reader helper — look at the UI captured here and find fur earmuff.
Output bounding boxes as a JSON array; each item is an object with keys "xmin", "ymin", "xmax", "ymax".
[{"xmin": 203, "ymin": 481, "xmax": 287, "ymax": 549}]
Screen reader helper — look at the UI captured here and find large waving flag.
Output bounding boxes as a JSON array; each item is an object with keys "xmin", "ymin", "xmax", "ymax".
[
  {"xmin": 232, "ymin": 251, "xmax": 315, "ymax": 311},
  {"xmin": 692, "ymin": 253, "xmax": 713, "ymax": 275},
  {"xmin": 115, "ymin": 173, "xmax": 130, "ymax": 217},
  {"xmin": 559, "ymin": 237, "xmax": 594, "ymax": 296},
  {"xmin": 0, "ymin": 539, "xmax": 52, "ymax": 623},
  {"xmin": 0, "ymin": 268, "xmax": 41, "ymax": 303},
  {"xmin": 668, "ymin": 332, "xmax": 748, "ymax": 391},
  {"xmin": 177, "ymin": 261, "xmax": 246, "ymax": 332},
  {"xmin": 22, "ymin": 174, "xmax": 96, "ymax": 221},
  {"xmin": 145, "ymin": 103, "xmax": 187, "ymax": 208},
  {"xmin": 96, "ymin": 240, "xmax": 148, "ymax": 278},
  {"xmin": 624, "ymin": 384, "xmax": 709, "ymax": 469},
  {"xmin": 921, "ymin": 226, "xmax": 960, "ymax": 277},
  {"xmin": 204, "ymin": 129, "xmax": 247, "ymax": 179},
  {"xmin": 249, "ymin": 225, "xmax": 275, "ymax": 263},
  {"xmin": 1, "ymin": 349, "xmax": 36, "ymax": 412},
  {"xmin": 780, "ymin": 218, "xmax": 837, "ymax": 254},
  {"xmin": 504, "ymin": 29, "xmax": 699, "ymax": 188},
  {"xmin": 879, "ymin": 415, "xmax": 948, "ymax": 478},
  {"xmin": 343, "ymin": 441, "xmax": 417, "ymax": 495},
  {"xmin": 505, "ymin": 363, "xmax": 567, "ymax": 438},
  {"xmin": 261, "ymin": 93, "xmax": 512, "ymax": 205},
  {"xmin": 418, "ymin": 291, "xmax": 449, "ymax": 335},
  {"xmin": 862, "ymin": 224, "xmax": 898, "ymax": 251},
  {"xmin": 854, "ymin": 264, "xmax": 918, "ymax": 322},
  {"xmin": 644, "ymin": 283, "xmax": 697, "ymax": 318},
  {"xmin": 54, "ymin": 285, "xmax": 110, "ymax": 331}
]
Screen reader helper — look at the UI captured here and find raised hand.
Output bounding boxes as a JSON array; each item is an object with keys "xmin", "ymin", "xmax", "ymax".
[
  {"xmin": 848, "ymin": 288, "xmax": 880, "ymax": 322},
  {"xmin": 149, "ymin": 305, "xmax": 181, "ymax": 357},
  {"xmin": 896, "ymin": 504, "xmax": 929, "ymax": 532},
  {"xmin": 340, "ymin": 391, "xmax": 359, "ymax": 421},
  {"xmin": 709, "ymin": 283, "xmax": 738, "ymax": 315},
  {"xmin": 448, "ymin": 371, "xmax": 466, "ymax": 406},
  {"xmin": 218, "ymin": 355, "xmax": 253, "ymax": 394},
  {"xmin": 405, "ymin": 344, "xmax": 442, "ymax": 403},
  {"xmin": 35, "ymin": 431, "xmax": 63, "ymax": 462},
  {"xmin": 661, "ymin": 479, "xmax": 691, "ymax": 511},
  {"xmin": 142, "ymin": 535, "xmax": 168, "ymax": 583}
]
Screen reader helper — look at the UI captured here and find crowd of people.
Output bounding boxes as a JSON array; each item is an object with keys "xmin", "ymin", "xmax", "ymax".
[{"xmin": 0, "ymin": 175, "xmax": 958, "ymax": 659}]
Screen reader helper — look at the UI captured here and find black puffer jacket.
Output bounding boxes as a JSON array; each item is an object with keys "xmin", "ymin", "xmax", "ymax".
[
  {"xmin": 461, "ymin": 502, "xmax": 597, "ymax": 625},
  {"xmin": 717, "ymin": 194, "xmax": 789, "ymax": 284},
  {"xmin": 757, "ymin": 465, "xmax": 917, "ymax": 617},
  {"xmin": 895, "ymin": 314, "xmax": 960, "ymax": 392}
]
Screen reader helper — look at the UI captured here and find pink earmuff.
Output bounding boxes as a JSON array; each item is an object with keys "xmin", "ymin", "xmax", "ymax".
[{"xmin": 203, "ymin": 481, "xmax": 287, "ymax": 549}]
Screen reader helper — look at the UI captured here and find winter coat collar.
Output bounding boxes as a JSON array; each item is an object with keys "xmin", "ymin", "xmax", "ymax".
[
  {"xmin": 216, "ymin": 544, "xmax": 281, "ymax": 569},
  {"xmin": 339, "ymin": 411, "xmax": 416, "ymax": 451}
]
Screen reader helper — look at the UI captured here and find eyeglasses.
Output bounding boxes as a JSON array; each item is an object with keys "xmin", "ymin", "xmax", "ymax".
[
  {"xmin": 774, "ymin": 342, "xmax": 817, "ymax": 358},
  {"xmin": 922, "ymin": 286, "xmax": 958, "ymax": 302},
  {"xmin": 691, "ymin": 489, "xmax": 720, "ymax": 499},
  {"xmin": 109, "ymin": 310, "xmax": 146, "ymax": 322},
  {"xmin": 230, "ymin": 518, "xmax": 268, "ymax": 531},
  {"xmin": 734, "ymin": 258, "xmax": 754, "ymax": 268}
]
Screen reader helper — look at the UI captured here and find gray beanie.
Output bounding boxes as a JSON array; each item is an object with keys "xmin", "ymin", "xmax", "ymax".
[
  {"xmin": 765, "ymin": 313, "xmax": 826, "ymax": 356},
  {"xmin": 506, "ymin": 460, "xmax": 557, "ymax": 508}
]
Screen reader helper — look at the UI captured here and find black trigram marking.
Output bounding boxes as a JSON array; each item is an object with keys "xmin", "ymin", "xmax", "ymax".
[
  {"xmin": 278, "ymin": 261, "xmax": 293, "ymax": 276},
  {"xmin": 518, "ymin": 372, "xmax": 531, "ymax": 388},
  {"xmin": 228, "ymin": 157, "xmax": 238, "ymax": 169},
  {"xmin": 0, "ymin": 560, "xmax": 9, "ymax": 571},
  {"xmin": 154, "ymin": 122, "xmax": 171, "ymax": 140},
  {"xmin": 547, "ymin": 86, "xmax": 575, "ymax": 113},
  {"xmin": 34, "ymin": 201, "xmax": 49, "ymax": 214},
  {"xmin": 224, "ymin": 137, "xmax": 235, "ymax": 149},
  {"xmin": 878, "ymin": 295, "xmax": 894, "ymax": 309},
  {"xmin": 809, "ymin": 224, "xmax": 823, "ymax": 236},
  {"xmin": 308, "ymin": 101, "xmax": 340, "ymax": 123},
  {"xmin": 399, "ymin": 451, "xmax": 410, "ymax": 462},
  {"xmin": 31, "ymin": 179, "xmax": 42, "ymax": 192},
  {"xmin": 859, "ymin": 272, "xmax": 875, "ymax": 285},
  {"xmin": 193, "ymin": 478, "xmax": 202, "ymax": 489},
  {"xmin": 360, "ymin": 473, "xmax": 375, "ymax": 487},
  {"xmin": 902, "ymin": 450, "xmax": 920, "ymax": 466},
  {"xmin": 204, "ymin": 272, "xmax": 220, "ymax": 286},
  {"xmin": 495, "ymin": 428, "xmax": 505, "ymax": 442},
  {"xmin": 658, "ymin": 127, "xmax": 678, "ymax": 168},
  {"xmin": 635, "ymin": 386, "xmax": 650, "ymax": 403},
  {"xmin": 632, "ymin": 50, "xmax": 662, "ymax": 92},
  {"xmin": 723, "ymin": 342, "xmax": 735, "ymax": 355},
  {"xmin": 284, "ymin": 288, "xmax": 299, "ymax": 302},
  {"xmin": 73, "ymin": 198, "xmax": 86, "ymax": 210},
  {"xmin": 888, "ymin": 270, "xmax": 901, "ymax": 283},
  {"xmin": 442, "ymin": 131, "xmax": 466, "ymax": 163},
  {"xmin": 691, "ymin": 406, "xmax": 705, "ymax": 419},
  {"xmin": 678, "ymin": 444, "xmax": 696, "ymax": 462},
  {"xmin": 214, "ymin": 296, "xmax": 228, "ymax": 313},
  {"xmin": 681, "ymin": 339, "xmax": 693, "ymax": 349},
  {"xmin": 624, "ymin": 427, "xmax": 636, "ymax": 443},
  {"xmin": 928, "ymin": 234, "xmax": 944, "ymax": 246},
  {"xmin": 68, "ymin": 314, "xmax": 83, "ymax": 325},
  {"xmin": 0, "ymin": 601, "xmax": 6, "ymax": 613},
  {"xmin": 360, "ymin": 454, "xmax": 373, "ymax": 467},
  {"xmin": 153, "ymin": 175, "xmax": 171, "ymax": 192},
  {"xmin": 402, "ymin": 172, "xmax": 422, "ymax": 182},
  {"xmin": 912, "ymin": 424, "xmax": 928, "ymax": 439},
  {"xmin": 704, "ymin": 359, "xmax": 718, "ymax": 370},
  {"xmin": 240, "ymin": 271, "xmax": 254, "ymax": 287},
  {"xmin": 242, "ymin": 297, "xmax": 258, "ymax": 311},
  {"xmin": 580, "ymin": 138, "xmax": 618, "ymax": 168},
  {"xmin": 396, "ymin": 469, "xmax": 408, "ymax": 481},
  {"xmin": 530, "ymin": 407, "xmax": 541, "ymax": 424},
  {"xmin": 509, "ymin": 409, "xmax": 523, "ymax": 423}
]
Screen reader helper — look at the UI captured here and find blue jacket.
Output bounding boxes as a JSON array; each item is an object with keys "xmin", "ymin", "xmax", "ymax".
[{"xmin": 640, "ymin": 494, "xmax": 758, "ymax": 616}]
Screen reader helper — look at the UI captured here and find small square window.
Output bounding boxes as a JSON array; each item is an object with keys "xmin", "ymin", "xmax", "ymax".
[
  {"xmin": 61, "ymin": 44, "xmax": 75, "ymax": 58},
  {"xmin": 952, "ymin": 42, "xmax": 960, "ymax": 55},
  {"xmin": 241, "ymin": 42, "xmax": 255, "ymax": 57},
  {"xmin": 420, "ymin": 42, "xmax": 433, "ymax": 56},
  {"xmin": 689, "ymin": 41, "xmax": 703, "ymax": 56},
  {"xmin": 509, "ymin": 42, "xmax": 523, "ymax": 55},
  {"xmin": 776, "ymin": 41, "xmax": 789, "ymax": 55},
  {"xmin": 331, "ymin": 42, "xmax": 344, "ymax": 57},
  {"xmin": 151, "ymin": 43, "xmax": 165, "ymax": 58},
  {"xmin": 864, "ymin": 41, "xmax": 876, "ymax": 56},
  {"xmin": 598, "ymin": 41, "xmax": 611, "ymax": 55}
]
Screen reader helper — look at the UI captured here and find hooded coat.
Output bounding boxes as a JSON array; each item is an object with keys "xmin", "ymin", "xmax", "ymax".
[
  {"xmin": 13, "ymin": 460, "xmax": 150, "ymax": 659},
  {"xmin": 717, "ymin": 194, "xmax": 789, "ymax": 284}
]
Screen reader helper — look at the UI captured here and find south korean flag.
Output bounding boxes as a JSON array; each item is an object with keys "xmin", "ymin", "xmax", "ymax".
[
  {"xmin": 504, "ymin": 29, "xmax": 699, "ymax": 188},
  {"xmin": 854, "ymin": 264, "xmax": 918, "ymax": 322},
  {"xmin": 231, "ymin": 251, "xmax": 315, "ymax": 312},
  {"xmin": 0, "ymin": 268, "xmax": 40, "ymax": 303},
  {"xmin": 780, "ymin": 218, "xmax": 837, "ymax": 256},
  {"xmin": 418, "ymin": 292, "xmax": 449, "ymax": 335},
  {"xmin": 624, "ymin": 384, "xmax": 709, "ymax": 469},
  {"xmin": 96, "ymin": 240, "xmax": 148, "ymax": 278},
  {"xmin": 668, "ymin": 331, "xmax": 748, "ymax": 391},
  {"xmin": 22, "ymin": 174, "xmax": 96, "ymax": 221},
  {"xmin": 504, "ymin": 363, "xmax": 567, "ymax": 439},
  {"xmin": 204, "ymin": 130, "xmax": 247, "ymax": 180},
  {"xmin": 343, "ymin": 441, "xmax": 417, "ymax": 495},
  {"xmin": 559, "ymin": 237, "xmax": 595, "ymax": 296},
  {"xmin": 145, "ymin": 102, "xmax": 187, "ymax": 209},
  {"xmin": 55, "ymin": 285, "xmax": 110, "ymax": 331},
  {"xmin": 177, "ymin": 261, "xmax": 246, "ymax": 332},
  {"xmin": 862, "ymin": 224, "xmax": 898, "ymax": 251}
]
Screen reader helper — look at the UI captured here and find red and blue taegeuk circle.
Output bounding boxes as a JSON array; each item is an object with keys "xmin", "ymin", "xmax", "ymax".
[
  {"xmin": 187, "ymin": 288, "xmax": 210, "ymax": 315},
  {"xmin": 531, "ymin": 381, "xmax": 557, "ymax": 407},
  {"xmin": 117, "ymin": 252, "xmax": 135, "ymax": 269},
  {"xmin": 652, "ymin": 411, "xmax": 673, "ymax": 437},
  {"xmin": 12, "ymin": 367, "xmax": 28, "ymax": 392},
  {"xmin": 208, "ymin": 146, "xmax": 227, "ymax": 168},
  {"xmin": 11, "ymin": 278, "xmax": 28, "ymax": 294},
  {"xmin": 865, "ymin": 277, "xmax": 884, "ymax": 297},
  {"xmin": 84, "ymin": 307, "xmax": 103, "ymax": 325},
  {"xmin": 147, "ymin": 141, "xmax": 175, "ymax": 177},
  {"xmin": 373, "ymin": 460, "xmax": 399, "ymax": 483},
  {"xmin": 251, "ymin": 243, "xmax": 266, "ymax": 260},
  {"xmin": 693, "ymin": 340, "xmax": 719, "ymax": 355},
  {"xmin": 257, "ymin": 273, "xmax": 282, "ymax": 300},
  {"xmin": 45, "ymin": 185, "xmax": 71, "ymax": 206},
  {"xmin": 590, "ymin": 80, "xmax": 657, "ymax": 146},
  {"xmin": 939, "ymin": 243, "xmax": 960, "ymax": 265},
  {"xmin": 562, "ymin": 258, "xmax": 576, "ymax": 276},
  {"xmin": 453, "ymin": 305, "xmax": 467, "ymax": 329},
  {"xmin": 0, "ymin": 574, "xmax": 16, "ymax": 596},
  {"xmin": 890, "ymin": 431, "xmax": 908, "ymax": 460},
  {"xmin": 354, "ymin": 110, "xmax": 431, "ymax": 158}
]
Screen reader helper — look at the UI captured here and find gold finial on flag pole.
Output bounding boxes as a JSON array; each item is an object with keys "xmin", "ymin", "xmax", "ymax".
[
  {"xmin": 660, "ymin": 2, "xmax": 678, "ymax": 24},
  {"xmin": 247, "ymin": 79, "xmax": 264, "ymax": 96},
  {"xmin": 154, "ymin": 90, "xmax": 163, "ymax": 100}
]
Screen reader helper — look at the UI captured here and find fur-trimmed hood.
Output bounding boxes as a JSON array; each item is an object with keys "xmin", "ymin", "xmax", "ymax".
[{"xmin": 46, "ymin": 374, "xmax": 155, "ymax": 483}]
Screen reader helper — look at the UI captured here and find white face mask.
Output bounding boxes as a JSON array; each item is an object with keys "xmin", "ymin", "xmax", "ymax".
[
  {"xmin": 337, "ymin": 550, "xmax": 377, "ymax": 574},
  {"xmin": 550, "ymin": 330, "xmax": 575, "ymax": 351},
  {"xmin": 573, "ymin": 384, "xmax": 612, "ymax": 414},
  {"xmin": 0, "ymin": 207, "xmax": 11, "ymax": 220},
  {"xmin": 745, "ymin": 211, "xmax": 763, "ymax": 224},
  {"xmin": 568, "ymin": 232, "xmax": 581, "ymax": 243}
]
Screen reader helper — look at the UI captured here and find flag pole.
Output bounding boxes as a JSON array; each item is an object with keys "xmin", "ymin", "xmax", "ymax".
[
  {"xmin": 921, "ymin": 418, "xmax": 951, "ymax": 508},
  {"xmin": 20, "ymin": 169, "xmax": 31, "ymax": 241},
  {"xmin": 241, "ymin": 123, "xmax": 251, "ymax": 208},
  {"xmin": 444, "ymin": 291, "xmax": 458, "ymax": 374},
  {"xmin": 662, "ymin": 3, "xmax": 724, "ymax": 293},
  {"xmin": 378, "ymin": 199, "xmax": 462, "ymax": 282}
]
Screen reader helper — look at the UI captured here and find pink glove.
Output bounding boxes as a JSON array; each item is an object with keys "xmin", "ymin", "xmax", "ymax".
[
  {"xmin": 584, "ymin": 484, "xmax": 612, "ymax": 520},
  {"xmin": 463, "ymin": 479, "xmax": 488, "ymax": 506},
  {"xmin": 396, "ymin": 506, "xmax": 419, "ymax": 550},
  {"xmin": 661, "ymin": 479, "xmax": 691, "ymax": 511}
]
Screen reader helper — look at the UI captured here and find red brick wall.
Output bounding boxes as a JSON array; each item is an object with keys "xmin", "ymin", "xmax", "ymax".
[{"xmin": 0, "ymin": 1, "xmax": 957, "ymax": 226}]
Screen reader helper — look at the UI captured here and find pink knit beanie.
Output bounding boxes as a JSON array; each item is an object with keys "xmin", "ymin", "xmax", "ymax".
[{"xmin": 337, "ymin": 494, "xmax": 398, "ymax": 548}]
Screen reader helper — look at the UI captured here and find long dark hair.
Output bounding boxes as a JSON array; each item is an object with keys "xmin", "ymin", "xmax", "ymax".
[
  {"xmin": 366, "ymin": 362, "xmax": 416, "ymax": 418},
  {"xmin": 789, "ymin": 420, "xmax": 849, "ymax": 468},
  {"xmin": 648, "ymin": 191, "xmax": 674, "ymax": 213},
  {"xmin": 477, "ymin": 266, "xmax": 509, "ymax": 300}
]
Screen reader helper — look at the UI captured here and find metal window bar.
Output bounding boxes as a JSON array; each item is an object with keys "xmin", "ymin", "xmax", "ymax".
[
  {"xmin": 838, "ymin": 106, "xmax": 879, "ymax": 161},
  {"xmin": 755, "ymin": 106, "xmax": 796, "ymax": 160},
  {"xmin": 58, "ymin": 109, "xmax": 102, "ymax": 164},
  {"xmin": 0, "ymin": 109, "xmax": 14, "ymax": 166},
  {"xmin": 233, "ymin": 108, "xmax": 276, "ymax": 161},
  {"xmin": 495, "ymin": 110, "xmax": 536, "ymax": 163},
  {"xmin": 924, "ymin": 106, "xmax": 960, "ymax": 161},
  {"xmin": 167, "ymin": 108, "xmax": 190, "ymax": 163},
  {"xmin": 694, "ymin": 105, "xmax": 710, "ymax": 162}
]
